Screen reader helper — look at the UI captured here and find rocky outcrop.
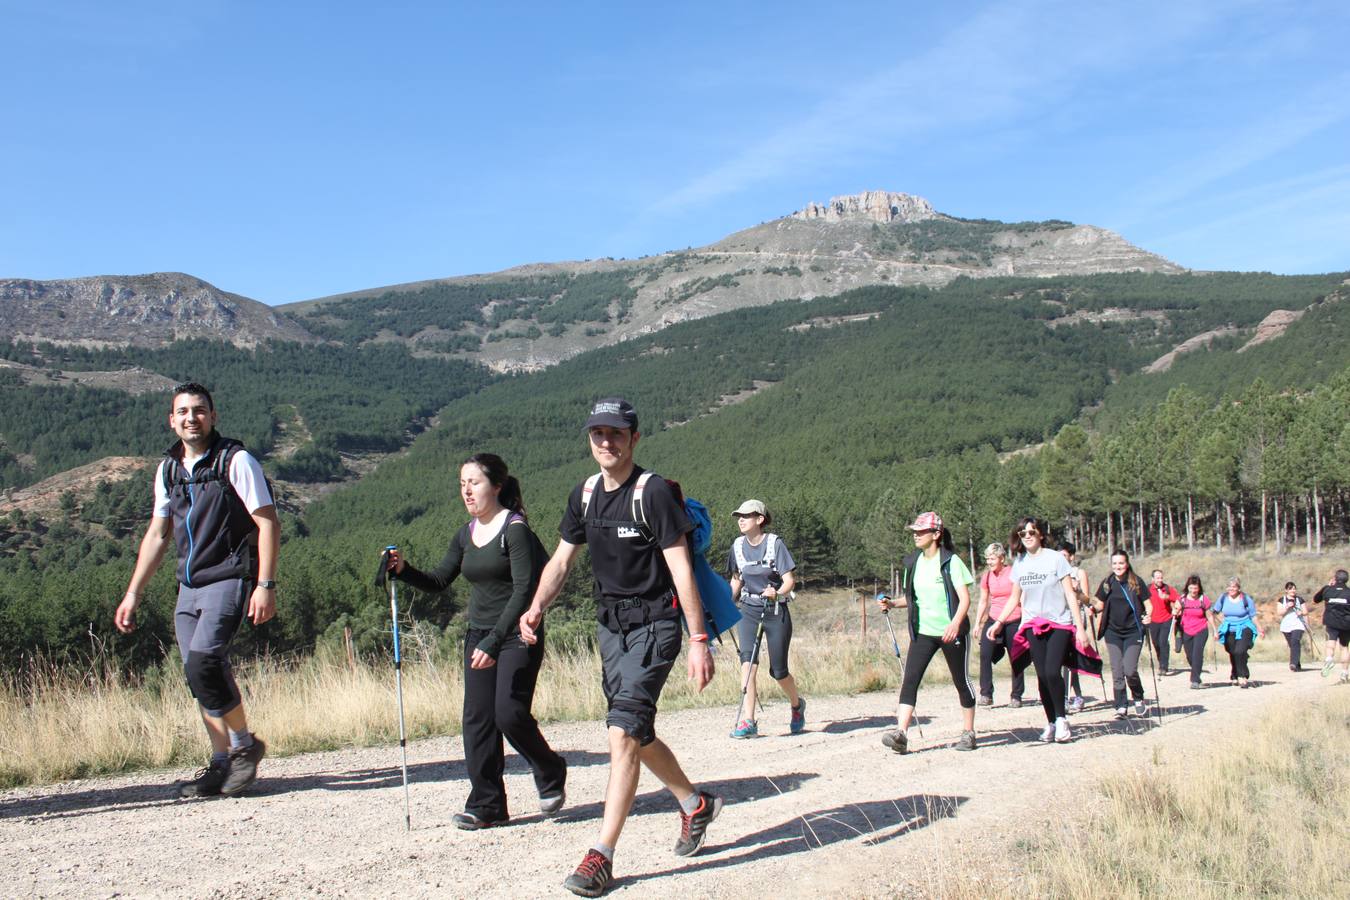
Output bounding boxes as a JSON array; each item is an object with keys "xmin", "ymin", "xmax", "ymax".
[
  {"xmin": 0, "ymin": 272, "xmax": 319, "ymax": 347},
  {"xmin": 1237, "ymin": 308, "xmax": 1304, "ymax": 352},
  {"xmin": 793, "ymin": 191, "xmax": 940, "ymax": 224}
]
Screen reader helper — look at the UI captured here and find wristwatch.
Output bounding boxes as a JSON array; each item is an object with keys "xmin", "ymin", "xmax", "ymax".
[{"xmin": 258, "ymin": 579, "xmax": 277, "ymax": 589}]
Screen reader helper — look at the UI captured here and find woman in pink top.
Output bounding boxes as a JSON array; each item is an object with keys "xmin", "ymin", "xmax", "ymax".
[
  {"xmin": 1176, "ymin": 575, "xmax": 1216, "ymax": 688},
  {"xmin": 974, "ymin": 542, "xmax": 1023, "ymax": 706}
]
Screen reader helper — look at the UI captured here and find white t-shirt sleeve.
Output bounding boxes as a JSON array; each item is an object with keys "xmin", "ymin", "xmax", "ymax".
[
  {"xmin": 152, "ymin": 460, "xmax": 171, "ymax": 518},
  {"xmin": 228, "ymin": 450, "xmax": 274, "ymax": 514}
]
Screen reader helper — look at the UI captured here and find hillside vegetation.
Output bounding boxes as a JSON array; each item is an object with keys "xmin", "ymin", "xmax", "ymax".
[{"xmin": 2, "ymin": 270, "xmax": 1348, "ymax": 674}]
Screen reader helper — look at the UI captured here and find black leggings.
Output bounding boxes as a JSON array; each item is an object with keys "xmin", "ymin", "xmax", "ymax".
[
  {"xmin": 1224, "ymin": 632, "xmax": 1254, "ymax": 680},
  {"xmin": 979, "ymin": 623, "xmax": 1025, "ymax": 700},
  {"xmin": 1181, "ymin": 630, "xmax": 1208, "ymax": 683},
  {"xmin": 898, "ymin": 632, "xmax": 975, "ymax": 709},
  {"xmin": 1026, "ymin": 628, "xmax": 1074, "ymax": 722},
  {"xmin": 737, "ymin": 601, "xmax": 793, "ymax": 679},
  {"xmin": 1284, "ymin": 630, "xmax": 1304, "ymax": 669}
]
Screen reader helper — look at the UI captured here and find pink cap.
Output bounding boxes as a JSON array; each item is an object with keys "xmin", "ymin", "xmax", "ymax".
[{"xmin": 907, "ymin": 511, "xmax": 943, "ymax": 532}]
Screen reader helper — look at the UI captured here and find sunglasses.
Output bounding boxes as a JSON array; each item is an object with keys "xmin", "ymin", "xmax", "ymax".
[{"xmin": 1018, "ymin": 528, "xmax": 1040, "ymax": 537}]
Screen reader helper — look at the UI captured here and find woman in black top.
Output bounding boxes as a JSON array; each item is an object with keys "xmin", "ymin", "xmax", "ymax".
[
  {"xmin": 1091, "ymin": 549, "xmax": 1149, "ymax": 720},
  {"xmin": 388, "ymin": 453, "xmax": 566, "ymax": 829}
]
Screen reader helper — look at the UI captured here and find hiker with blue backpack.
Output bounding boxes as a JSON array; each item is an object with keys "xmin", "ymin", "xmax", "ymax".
[
  {"xmin": 727, "ymin": 500, "xmax": 804, "ymax": 738},
  {"xmin": 386, "ymin": 452, "xmax": 566, "ymax": 831},
  {"xmin": 519, "ymin": 398, "xmax": 720, "ymax": 898},
  {"xmin": 1214, "ymin": 577, "xmax": 1261, "ymax": 688}
]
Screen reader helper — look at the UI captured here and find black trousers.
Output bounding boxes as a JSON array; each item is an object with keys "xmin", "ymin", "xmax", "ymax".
[
  {"xmin": 462, "ymin": 628, "xmax": 566, "ymax": 820},
  {"xmin": 1026, "ymin": 628, "xmax": 1074, "ymax": 723},
  {"xmin": 1147, "ymin": 620, "xmax": 1172, "ymax": 672},
  {"xmin": 1223, "ymin": 631, "xmax": 1254, "ymax": 681},
  {"xmin": 1283, "ymin": 630, "xmax": 1304, "ymax": 669},
  {"xmin": 979, "ymin": 623, "xmax": 1025, "ymax": 700},
  {"xmin": 897, "ymin": 632, "xmax": 975, "ymax": 709},
  {"xmin": 1181, "ymin": 629, "xmax": 1208, "ymax": 684}
]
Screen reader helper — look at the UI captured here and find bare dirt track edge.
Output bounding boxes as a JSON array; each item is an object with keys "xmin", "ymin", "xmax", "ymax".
[{"xmin": 1, "ymin": 660, "xmax": 1331, "ymax": 899}]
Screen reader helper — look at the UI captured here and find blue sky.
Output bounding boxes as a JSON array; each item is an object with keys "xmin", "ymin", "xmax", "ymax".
[{"xmin": 3, "ymin": 0, "xmax": 1348, "ymax": 304}]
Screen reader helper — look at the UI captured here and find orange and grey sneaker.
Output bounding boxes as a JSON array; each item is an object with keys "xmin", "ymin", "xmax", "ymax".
[
  {"xmin": 563, "ymin": 849, "xmax": 613, "ymax": 898},
  {"xmin": 673, "ymin": 791, "xmax": 722, "ymax": 857}
]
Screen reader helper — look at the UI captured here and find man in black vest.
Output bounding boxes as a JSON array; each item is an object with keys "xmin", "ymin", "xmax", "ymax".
[
  {"xmin": 520, "ymin": 398, "xmax": 717, "ymax": 898},
  {"xmin": 114, "ymin": 382, "xmax": 279, "ymax": 798}
]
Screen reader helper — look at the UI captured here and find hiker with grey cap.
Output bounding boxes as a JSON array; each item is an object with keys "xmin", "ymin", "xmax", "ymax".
[
  {"xmin": 113, "ymin": 382, "xmax": 277, "ymax": 798},
  {"xmin": 519, "ymin": 397, "xmax": 719, "ymax": 898},
  {"xmin": 727, "ymin": 499, "xmax": 803, "ymax": 738}
]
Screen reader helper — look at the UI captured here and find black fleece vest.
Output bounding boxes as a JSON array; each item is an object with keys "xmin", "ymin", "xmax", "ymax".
[{"xmin": 162, "ymin": 434, "xmax": 258, "ymax": 587}]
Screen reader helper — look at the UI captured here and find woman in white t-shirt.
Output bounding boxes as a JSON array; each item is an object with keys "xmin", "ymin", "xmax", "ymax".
[{"xmin": 986, "ymin": 516, "xmax": 1093, "ymax": 743}]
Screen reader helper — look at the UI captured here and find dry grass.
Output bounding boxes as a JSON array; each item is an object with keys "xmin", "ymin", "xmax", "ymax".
[
  {"xmin": 932, "ymin": 688, "xmax": 1350, "ymax": 899},
  {"xmin": 0, "ymin": 592, "xmax": 900, "ymax": 789}
]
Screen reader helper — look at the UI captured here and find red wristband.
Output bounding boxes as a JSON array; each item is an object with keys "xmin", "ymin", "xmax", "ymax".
[{"xmin": 689, "ymin": 633, "xmax": 708, "ymax": 642}]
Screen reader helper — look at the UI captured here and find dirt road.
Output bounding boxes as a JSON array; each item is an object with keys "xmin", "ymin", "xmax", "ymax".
[{"xmin": 1, "ymin": 660, "xmax": 1331, "ymax": 898}]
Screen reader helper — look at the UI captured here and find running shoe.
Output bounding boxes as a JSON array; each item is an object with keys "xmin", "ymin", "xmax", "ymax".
[
  {"xmin": 1134, "ymin": 700, "xmax": 1148, "ymax": 716},
  {"xmin": 1038, "ymin": 723, "xmax": 1055, "ymax": 743},
  {"xmin": 1009, "ymin": 698, "xmax": 1023, "ymax": 709},
  {"xmin": 977, "ymin": 695, "xmax": 993, "ymax": 707},
  {"xmin": 789, "ymin": 698, "xmax": 806, "ymax": 735},
  {"xmin": 563, "ymin": 850, "xmax": 613, "ymax": 898},
  {"xmin": 729, "ymin": 719, "xmax": 758, "ymax": 739},
  {"xmin": 1054, "ymin": 718, "xmax": 1072, "ymax": 743},
  {"xmin": 219, "ymin": 737, "xmax": 266, "ymax": 797},
  {"xmin": 1189, "ymin": 682, "xmax": 1200, "ymax": 690},
  {"xmin": 177, "ymin": 759, "xmax": 229, "ymax": 798},
  {"xmin": 453, "ymin": 810, "xmax": 509, "ymax": 830},
  {"xmin": 881, "ymin": 729, "xmax": 909, "ymax": 754},
  {"xmin": 955, "ymin": 730, "xmax": 977, "ymax": 751},
  {"xmin": 1340, "ymin": 671, "xmax": 1349, "ymax": 685},
  {"xmin": 539, "ymin": 760, "xmax": 567, "ymax": 817},
  {"xmin": 673, "ymin": 791, "xmax": 722, "ymax": 857},
  {"xmin": 1323, "ymin": 660, "xmax": 1336, "ymax": 677},
  {"xmin": 1068, "ymin": 695, "xmax": 1085, "ymax": 713},
  {"xmin": 1114, "ymin": 707, "xmax": 1128, "ymax": 719}
]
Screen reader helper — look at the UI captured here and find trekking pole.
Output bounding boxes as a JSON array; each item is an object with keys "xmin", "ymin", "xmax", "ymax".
[
  {"xmin": 375, "ymin": 546, "xmax": 412, "ymax": 831},
  {"xmin": 1141, "ymin": 630, "xmax": 1164, "ymax": 729},
  {"xmin": 1303, "ymin": 617, "xmax": 1322, "ymax": 659},
  {"xmin": 732, "ymin": 604, "xmax": 770, "ymax": 732},
  {"xmin": 881, "ymin": 606, "xmax": 923, "ymax": 739}
]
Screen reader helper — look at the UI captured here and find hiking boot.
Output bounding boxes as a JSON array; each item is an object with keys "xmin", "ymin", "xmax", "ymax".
[
  {"xmin": 1009, "ymin": 698, "xmax": 1023, "ymax": 709},
  {"xmin": 977, "ymin": 695, "xmax": 993, "ymax": 707},
  {"xmin": 881, "ymin": 729, "xmax": 908, "ymax": 754},
  {"xmin": 729, "ymin": 719, "xmax": 758, "ymax": 739},
  {"xmin": 563, "ymin": 849, "xmax": 613, "ymax": 898},
  {"xmin": 1054, "ymin": 718, "xmax": 1072, "ymax": 743},
  {"xmin": 219, "ymin": 737, "xmax": 266, "ymax": 797},
  {"xmin": 177, "ymin": 759, "xmax": 228, "ymax": 798},
  {"xmin": 955, "ymin": 730, "xmax": 977, "ymax": 751},
  {"xmin": 789, "ymin": 698, "xmax": 807, "ymax": 735},
  {"xmin": 673, "ymin": 791, "xmax": 722, "ymax": 857},
  {"xmin": 1134, "ymin": 700, "xmax": 1148, "ymax": 716},
  {"xmin": 454, "ymin": 810, "xmax": 509, "ymax": 830},
  {"xmin": 1038, "ymin": 723, "xmax": 1055, "ymax": 743}
]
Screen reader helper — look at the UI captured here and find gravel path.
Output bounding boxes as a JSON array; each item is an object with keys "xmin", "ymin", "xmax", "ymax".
[{"xmin": 2, "ymin": 660, "xmax": 1329, "ymax": 898}]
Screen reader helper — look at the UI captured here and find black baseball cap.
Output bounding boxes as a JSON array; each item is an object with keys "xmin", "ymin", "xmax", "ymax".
[{"xmin": 584, "ymin": 397, "xmax": 638, "ymax": 431}]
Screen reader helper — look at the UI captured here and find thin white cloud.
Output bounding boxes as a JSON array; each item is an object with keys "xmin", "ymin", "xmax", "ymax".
[{"xmin": 647, "ymin": 0, "xmax": 1229, "ymax": 216}]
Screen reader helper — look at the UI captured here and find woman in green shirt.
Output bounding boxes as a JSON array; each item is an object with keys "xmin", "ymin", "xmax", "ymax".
[
  {"xmin": 876, "ymin": 511, "xmax": 977, "ymax": 754},
  {"xmin": 388, "ymin": 453, "xmax": 566, "ymax": 830}
]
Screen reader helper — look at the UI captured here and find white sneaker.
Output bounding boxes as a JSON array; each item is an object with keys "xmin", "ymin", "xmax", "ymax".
[
  {"xmin": 1038, "ymin": 723, "xmax": 1055, "ymax": 743},
  {"xmin": 1054, "ymin": 718, "xmax": 1072, "ymax": 743},
  {"xmin": 1114, "ymin": 707, "xmax": 1128, "ymax": 719}
]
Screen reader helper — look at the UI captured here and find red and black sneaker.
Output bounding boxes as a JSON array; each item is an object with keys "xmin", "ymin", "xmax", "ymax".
[
  {"xmin": 563, "ymin": 849, "xmax": 613, "ymax": 898},
  {"xmin": 673, "ymin": 791, "xmax": 723, "ymax": 857}
]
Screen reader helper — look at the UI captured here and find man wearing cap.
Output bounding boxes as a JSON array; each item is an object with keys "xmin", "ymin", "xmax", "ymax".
[{"xmin": 520, "ymin": 397, "xmax": 719, "ymax": 898}]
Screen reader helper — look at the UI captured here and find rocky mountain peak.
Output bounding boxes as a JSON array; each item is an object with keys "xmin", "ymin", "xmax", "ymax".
[{"xmin": 792, "ymin": 190, "xmax": 940, "ymax": 224}]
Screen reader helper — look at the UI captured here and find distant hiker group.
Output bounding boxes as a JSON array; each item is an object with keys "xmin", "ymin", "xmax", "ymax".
[{"xmin": 115, "ymin": 387, "xmax": 1350, "ymax": 899}]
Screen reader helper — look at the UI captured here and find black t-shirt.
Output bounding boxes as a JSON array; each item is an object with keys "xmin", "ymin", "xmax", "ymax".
[
  {"xmin": 1313, "ymin": 584, "xmax": 1350, "ymax": 629},
  {"xmin": 1097, "ymin": 577, "xmax": 1144, "ymax": 637},
  {"xmin": 560, "ymin": 466, "xmax": 692, "ymax": 601}
]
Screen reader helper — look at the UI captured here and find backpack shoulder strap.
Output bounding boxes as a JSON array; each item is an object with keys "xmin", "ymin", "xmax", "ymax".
[
  {"xmin": 500, "ymin": 512, "xmax": 526, "ymax": 552},
  {"xmin": 580, "ymin": 473, "xmax": 603, "ymax": 517},
  {"xmin": 763, "ymin": 533, "xmax": 778, "ymax": 571},
  {"xmin": 631, "ymin": 471, "xmax": 655, "ymax": 526}
]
